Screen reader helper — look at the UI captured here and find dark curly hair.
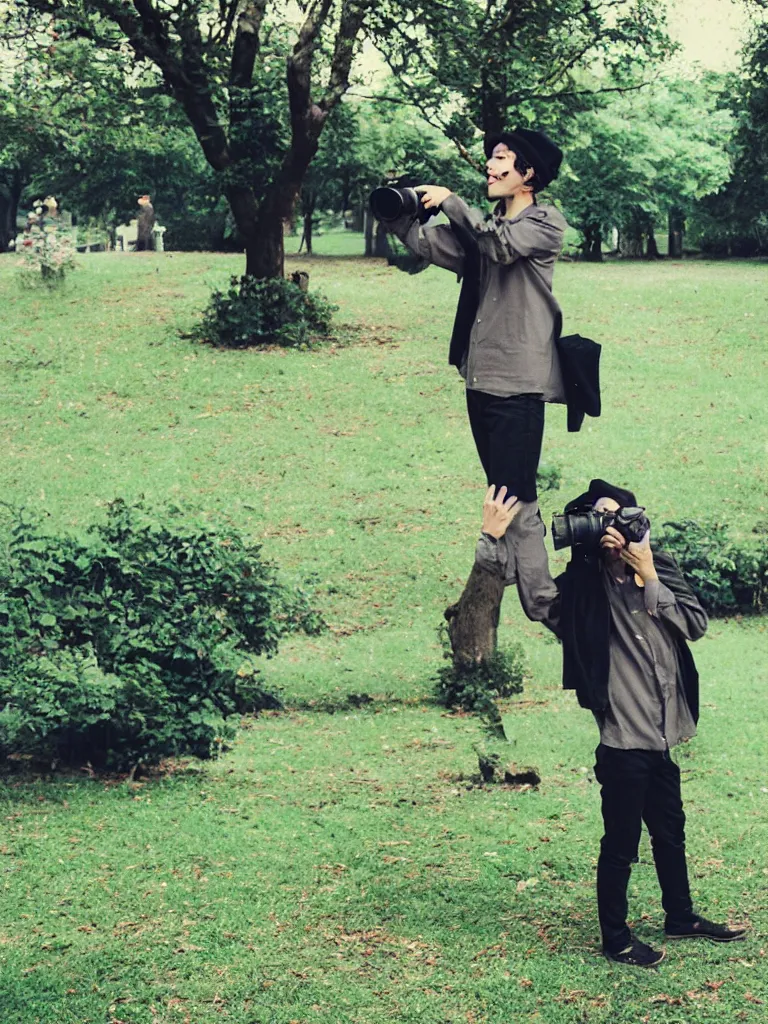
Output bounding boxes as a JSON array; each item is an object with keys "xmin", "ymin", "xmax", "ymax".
[{"xmin": 514, "ymin": 154, "xmax": 542, "ymax": 194}]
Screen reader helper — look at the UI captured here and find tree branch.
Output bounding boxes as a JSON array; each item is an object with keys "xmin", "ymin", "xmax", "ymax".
[
  {"xmin": 229, "ymin": 0, "xmax": 268, "ymax": 91},
  {"xmin": 81, "ymin": 0, "xmax": 233, "ymax": 171},
  {"xmin": 320, "ymin": 0, "xmax": 371, "ymax": 112},
  {"xmin": 511, "ymin": 80, "xmax": 651, "ymax": 105}
]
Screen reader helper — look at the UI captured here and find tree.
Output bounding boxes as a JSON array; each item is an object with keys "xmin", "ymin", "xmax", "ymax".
[
  {"xmin": 0, "ymin": 49, "xmax": 64, "ymax": 252},
  {"xmin": 688, "ymin": 5, "xmax": 768, "ymax": 255},
  {"xmin": 296, "ymin": 102, "xmax": 360, "ymax": 254},
  {"xmin": 367, "ymin": 0, "xmax": 675, "ymax": 149},
  {"xmin": 554, "ymin": 77, "xmax": 733, "ymax": 260},
  {"xmin": 9, "ymin": 0, "xmax": 374, "ymax": 279}
]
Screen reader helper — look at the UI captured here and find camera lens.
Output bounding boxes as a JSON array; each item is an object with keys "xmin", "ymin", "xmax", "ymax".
[
  {"xmin": 370, "ymin": 187, "xmax": 421, "ymax": 222},
  {"xmin": 551, "ymin": 511, "xmax": 607, "ymax": 551},
  {"xmin": 550, "ymin": 514, "xmax": 572, "ymax": 550}
]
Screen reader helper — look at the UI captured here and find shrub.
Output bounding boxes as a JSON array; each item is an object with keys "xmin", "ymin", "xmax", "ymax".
[
  {"xmin": 536, "ymin": 463, "xmax": 562, "ymax": 493},
  {"xmin": 435, "ymin": 640, "xmax": 527, "ymax": 713},
  {"xmin": 0, "ymin": 500, "xmax": 322, "ymax": 770},
  {"xmin": 191, "ymin": 275, "xmax": 337, "ymax": 349},
  {"xmin": 656, "ymin": 519, "xmax": 768, "ymax": 616}
]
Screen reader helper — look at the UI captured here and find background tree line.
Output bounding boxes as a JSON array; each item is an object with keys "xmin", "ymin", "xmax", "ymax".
[{"xmin": 1, "ymin": 0, "xmax": 766, "ymax": 267}]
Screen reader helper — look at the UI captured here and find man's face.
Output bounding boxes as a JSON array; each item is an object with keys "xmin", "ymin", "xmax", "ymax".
[
  {"xmin": 486, "ymin": 143, "xmax": 532, "ymax": 200},
  {"xmin": 593, "ymin": 497, "xmax": 621, "ymax": 562}
]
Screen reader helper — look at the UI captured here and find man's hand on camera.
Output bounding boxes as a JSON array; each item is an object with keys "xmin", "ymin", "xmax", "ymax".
[
  {"xmin": 415, "ymin": 185, "xmax": 453, "ymax": 210},
  {"xmin": 482, "ymin": 485, "xmax": 521, "ymax": 539},
  {"xmin": 601, "ymin": 526, "xmax": 658, "ymax": 582}
]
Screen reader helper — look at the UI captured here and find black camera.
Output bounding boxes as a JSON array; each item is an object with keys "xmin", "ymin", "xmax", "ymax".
[
  {"xmin": 551, "ymin": 505, "xmax": 650, "ymax": 552},
  {"xmin": 369, "ymin": 178, "xmax": 439, "ymax": 225}
]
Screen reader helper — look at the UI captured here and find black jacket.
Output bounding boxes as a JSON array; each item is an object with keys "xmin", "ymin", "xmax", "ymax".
[{"xmin": 557, "ymin": 550, "xmax": 701, "ymax": 723}]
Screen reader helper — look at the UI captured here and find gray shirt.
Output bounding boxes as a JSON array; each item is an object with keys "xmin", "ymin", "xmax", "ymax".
[
  {"xmin": 389, "ymin": 195, "xmax": 567, "ymax": 401},
  {"xmin": 475, "ymin": 535, "xmax": 708, "ymax": 750},
  {"xmin": 598, "ymin": 568, "xmax": 706, "ymax": 750}
]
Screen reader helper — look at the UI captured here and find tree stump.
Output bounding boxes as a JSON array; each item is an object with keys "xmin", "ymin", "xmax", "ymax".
[{"xmin": 444, "ymin": 561, "xmax": 505, "ymax": 669}]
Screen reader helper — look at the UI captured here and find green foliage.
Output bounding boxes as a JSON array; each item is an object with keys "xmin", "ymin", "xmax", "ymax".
[
  {"xmin": 369, "ymin": 0, "xmax": 673, "ymax": 137},
  {"xmin": 435, "ymin": 639, "xmax": 527, "ymax": 714},
  {"xmin": 192, "ymin": 275, "xmax": 338, "ymax": 349},
  {"xmin": 688, "ymin": 20, "xmax": 768, "ymax": 257},
  {"xmin": 554, "ymin": 76, "xmax": 734, "ymax": 256},
  {"xmin": 0, "ymin": 501, "xmax": 322, "ymax": 769},
  {"xmin": 657, "ymin": 520, "xmax": 768, "ymax": 617},
  {"xmin": 536, "ymin": 463, "xmax": 562, "ymax": 493}
]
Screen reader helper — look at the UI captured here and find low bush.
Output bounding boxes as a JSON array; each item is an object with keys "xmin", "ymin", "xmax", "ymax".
[
  {"xmin": 191, "ymin": 275, "xmax": 337, "ymax": 349},
  {"xmin": 657, "ymin": 519, "xmax": 768, "ymax": 616},
  {"xmin": 435, "ymin": 642, "xmax": 527, "ymax": 713},
  {"xmin": 536, "ymin": 463, "xmax": 562, "ymax": 493},
  {"xmin": 0, "ymin": 500, "xmax": 322, "ymax": 770}
]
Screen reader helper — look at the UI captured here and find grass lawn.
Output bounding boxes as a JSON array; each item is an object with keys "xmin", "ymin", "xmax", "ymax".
[{"xmin": 1, "ymin": 247, "xmax": 767, "ymax": 1024}]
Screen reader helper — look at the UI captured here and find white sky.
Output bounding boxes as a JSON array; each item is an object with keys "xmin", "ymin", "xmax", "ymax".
[{"xmin": 665, "ymin": 0, "xmax": 749, "ymax": 71}]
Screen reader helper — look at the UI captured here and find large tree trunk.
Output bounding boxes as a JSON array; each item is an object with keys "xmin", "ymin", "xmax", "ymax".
[
  {"xmin": 582, "ymin": 222, "xmax": 603, "ymax": 262},
  {"xmin": 618, "ymin": 227, "xmax": 644, "ymax": 258},
  {"xmin": 645, "ymin": 230, "xmax": 663, "ymax": 259},
  {"xmin": 0, "ymin": 169, "xmax": 24, "ymax": 253},
  {"xmin": 247, "ymin": 211, "xmax": 285, "ymax": 278},
  {"xmin": 444, "ymin": 562, "xmax": 506, "ymax": 669},
  {"xmin": 668, "ymin": 207, "xmax": 685, "ymax": 259}
]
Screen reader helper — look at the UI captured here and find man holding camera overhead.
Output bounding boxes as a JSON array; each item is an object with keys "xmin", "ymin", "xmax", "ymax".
[
  {"xmin": 379, "ymin": 129, "xmax": 567, "ymax": 630},
  {"xmin": 479, "ymin": 479, "xmax": 747, "ymax": 967}
]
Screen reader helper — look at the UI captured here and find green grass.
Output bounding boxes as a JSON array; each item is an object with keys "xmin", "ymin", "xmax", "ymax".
[
  {"xmin": 1, "ymin": 249, "xmax": 767, "ymax": 1023},
  {"xmin": 285, "ymin": 229, "xmax": 368, "ymax": 257}
]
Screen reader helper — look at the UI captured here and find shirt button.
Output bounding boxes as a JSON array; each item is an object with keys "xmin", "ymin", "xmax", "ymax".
[
  {"xmin": 477, "ymin": 318, "xmax": 482, "ymax": 323},
  {"xmin": 472, "ymin": 377, "xmax": 478, "ymax": 383}
]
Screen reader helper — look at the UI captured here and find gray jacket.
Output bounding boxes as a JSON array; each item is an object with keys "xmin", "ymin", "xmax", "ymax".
[{"xmin": 389, "ymin": 195, "xmax": 568, "ymax": 401}]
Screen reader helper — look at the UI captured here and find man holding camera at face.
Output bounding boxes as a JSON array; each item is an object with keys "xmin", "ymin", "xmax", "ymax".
[
  {"xmin": 479, "ymin": 479, "xmax": 747, "ymax": 967},
  {"xmin": 377, "ymin": 129, "xmax": 567, "ymax": 631}
]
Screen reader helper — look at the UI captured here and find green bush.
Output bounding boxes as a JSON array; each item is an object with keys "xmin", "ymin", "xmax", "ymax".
[
  {"xmin": 435, "ymin": 642, "xmax": 527, "ymax": 713},
  {"xmin": 0, "ymin": 500, "xmax": 322, "ymax": 770},
  {"xmin": 536, "ymin": 463, "xmax": 562, "ymax": 493},
  {"xmin": 657, "ymin": 520, "xmax": 768, "ymax": 616},
  {"xmin": 191, "ymin": 275, "xmax": 337, "ymax": 349}
]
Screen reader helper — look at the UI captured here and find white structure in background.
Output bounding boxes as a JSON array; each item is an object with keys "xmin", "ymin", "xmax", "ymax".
[{"xmin": 115, "ymin": 218, "xmax": 167, "ymax": 251}]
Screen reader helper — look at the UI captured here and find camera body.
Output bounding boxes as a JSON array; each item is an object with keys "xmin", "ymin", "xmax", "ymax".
[
  {"xmin": 551, "ymin": 506, "xmax": 650, "ymax": 552},
  {"xmin": 369, "ymin": 178, "xmax": 439, "ymax": 225}
]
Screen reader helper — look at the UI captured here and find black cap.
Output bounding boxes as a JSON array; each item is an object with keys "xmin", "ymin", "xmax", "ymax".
[
  {"xmin": 484, "ymin": 128, "xmax": 563, "ymax": 189},
  {"xmin": 564, "ymin": 479, "xmax": 638, "ymax": 514}
]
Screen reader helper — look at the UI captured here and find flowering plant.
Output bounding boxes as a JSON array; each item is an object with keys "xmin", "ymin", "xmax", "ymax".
[{"xmin": 17, "ymin": 204, "xmax": 77, "ymax": 286}]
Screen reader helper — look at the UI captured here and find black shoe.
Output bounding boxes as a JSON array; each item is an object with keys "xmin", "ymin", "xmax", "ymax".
[
  {"xmin": 665, "ymin": 915, "xmax": 747, "ymax": 942},
  {"xmin": 604, "ymin": 938, "xmax": 665, "ymax": 967}
]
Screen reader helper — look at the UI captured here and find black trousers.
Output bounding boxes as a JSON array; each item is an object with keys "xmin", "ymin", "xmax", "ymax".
[
  {"xmin": 465, "ymin": 390, "xmax": 544, "ymax": 504},
  {"xmin": 594, "ymin": 744, "xmax": 696, "ymax": 953}
]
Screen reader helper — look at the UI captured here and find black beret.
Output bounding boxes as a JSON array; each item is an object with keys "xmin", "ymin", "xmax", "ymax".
[
  {"xmin": 564, "ymin": 479, "xmax": 638, "ymax": 513},
  {"xmin": 484, "ymin": 128, "xmax": 563, "ymax": 189}
]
